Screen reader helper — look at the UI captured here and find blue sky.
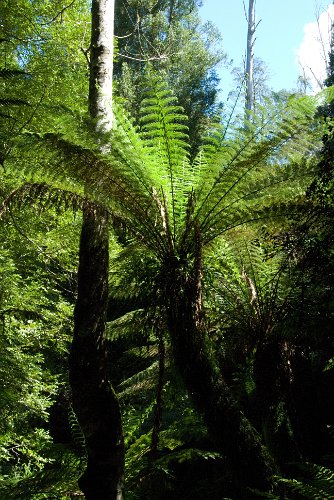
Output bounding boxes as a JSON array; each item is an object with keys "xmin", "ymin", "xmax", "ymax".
[{"xmin": 200, "ymin": 0, "xmax": 334, "ymax": 96}]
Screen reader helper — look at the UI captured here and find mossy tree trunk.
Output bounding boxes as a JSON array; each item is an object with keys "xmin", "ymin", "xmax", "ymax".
[{"xmin": 69, "ymin": 1, "xmax": 124, "ymax": 498}]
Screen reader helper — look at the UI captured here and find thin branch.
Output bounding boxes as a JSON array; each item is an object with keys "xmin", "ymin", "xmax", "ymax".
[
  {"xmin": 243, "ymin": 1, "xmax": 248, "ymax": 22},
  {"xmin": 41, "ymin": 0, "xmax": 77, "ymax": 25}
]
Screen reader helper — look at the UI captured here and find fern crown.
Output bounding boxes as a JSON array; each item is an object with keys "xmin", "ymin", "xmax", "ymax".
[{"xmin": 12, "ymin": 79, "xmax": 325, "ymax": 263}]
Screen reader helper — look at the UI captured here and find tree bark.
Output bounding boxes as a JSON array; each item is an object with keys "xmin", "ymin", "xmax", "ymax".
[
  {"xmin": 164, "ymin": 249, "xmax": 277, "ymax": 491},
  {"xmin": 70, "ymin": 204, "xmax": 124, "ymax": 499},
  {"xmin": 89, "ymin": 0, "xmax": 114, "ymax": 131},
  {"xmin": 69, "ymin": 1, "xmax": 124, "ymax": 498}
]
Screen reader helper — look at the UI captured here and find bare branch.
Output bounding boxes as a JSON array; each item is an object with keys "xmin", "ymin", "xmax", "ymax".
[{"xmin": 243, "ymin": 1, "xmax": 248, "ymax": 22}]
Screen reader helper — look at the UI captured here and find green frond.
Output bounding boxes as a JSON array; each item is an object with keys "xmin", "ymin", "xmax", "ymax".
[
  {"xmin": 324, "ymin": 357, "xmax": 334, "ymax": 371},
  {"xmin": 110, "ymin": 243, "xmax": 161, "ymax": 306},
  {"xmin": 205, "ymin": 238, "xmax": 294, "ymax": 341},
  {"xmin": 0, "ymin": 111, "xmax": 13, "ymax": 119},
  {"xmin": 0, "ymin": 68, "xmax": 30, "ymax": 108},
  {"xmin": 0, "ymin": 183, "xmax": 85, "ymax": 219},
  {"xmin": 118, "ymin": 360, "xmax": 159, "ymax": 399},
  {"xmin": 20, "ymin": 130, "xmax": 168, "ymax": 258},
  {"xmin": 192, "ymin": 95, "xmax": 319, "ymax": 245},
  {"xmin": 68, "ymin": 405, "xmax": 86, "ymax": 455},
  {"xmin": 139, "ymin": 80, "xmax": 191, "ymax": 240},
  {"xmin": 0, "ymin": 448, "xmax": 85, "ymax": 499},
  {"xmin": 155, "ymin": 447, "xmax": 223, "ymax": 467},
  {"xmin": 111, "ymin": 103, "xmax": 159, "ymax": 198},
  {"xmin": 106, "ymin": 309, "xmax": 157, "ymax": 343}
]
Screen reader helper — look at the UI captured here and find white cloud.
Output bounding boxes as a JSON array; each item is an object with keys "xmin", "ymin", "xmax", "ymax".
[{"xmin": 296, "ymin": 4, "xmax": 334, "ymax": 92}]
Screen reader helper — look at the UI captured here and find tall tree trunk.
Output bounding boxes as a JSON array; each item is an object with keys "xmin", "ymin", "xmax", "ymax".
[
  {"xmin": 69, "ymin": 1, "xmax": 124, "ymax": 499},
  {"xmin": 165, "ymin": 243, "xmax": 277, "ymax": 491},
  {"xmin": 70, "ymin": 204, "xmax": 124, "ymax": 499},
  {"xmin": 245, "ymin": 0, "xmax": 255, "ymax": 113},
  {"xmin": 89, "ymin": 0, "xmax": 114, "ymax": 131}
]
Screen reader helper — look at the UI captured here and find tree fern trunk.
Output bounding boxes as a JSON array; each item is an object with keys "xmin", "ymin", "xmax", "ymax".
[
  {"xmin": 252, "ymin": 338, "xmax": 301, "ymax": 463},
  {"xmin": 165, "ymin": 252, "xmax": 277, "ymax": 491},
  {"xmin": 69, "ymin": 1, "xmax": 124, "ymax": 498},
  {"xmin": 150, "ymin": 337, "xmax": 165, "ymax": 453}
]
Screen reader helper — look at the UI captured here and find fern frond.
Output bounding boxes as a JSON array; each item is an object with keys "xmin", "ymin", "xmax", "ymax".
[
  {"xmin": 106, "ymin": 309, "xmax": 157, "ymax": 343},
  {"xmin": 139, "ymin": 79, "xmax": 191, "ymax": 240},
  {"xmin": 192, "ymin": 95, "xmax": 319, "ymax": 245},
  {"xmin": 206, "ymin": 238, "xmax": 294, "ymax": 342},
  {"xmin": 0, "ymin": 111, "xmax": 13, "ymax": 119},
  {"xmin": 0, "ymin": 448, "xmax": 85, "ymax": 499},
  {"xmin": 0, "ymin": 98, "xmax": 30, "ymax": 106},
  {"xmin": 0, "ymin": 68, "xmax": 30, "ymax": 107},
  {"xmin": 118, "ymin": 360, "xmax": 159, "ymax": 398},
  {"xmin": 68, "ymin": 405, "xmax": 86, "ymax": 455},
  {"xmin": 0, "ymin": 183, "xmax": 85, "ymax": 219},
  {"xmin": 155, "ymin": 447, "xmax": 223, "ymax": 466},
  {"xmin": 0, "ymin": 68, "xmax": 28, "ymax": 80},
  {"xmin": 20, "ymin": 130, "xmax": 168, "ymax": 258},
  {"xmin": 279, "ymin": 463, "xmax": 334, "ymax": 499}
]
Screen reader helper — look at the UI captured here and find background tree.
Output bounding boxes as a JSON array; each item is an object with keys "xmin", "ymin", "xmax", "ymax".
[
  {"xmin": 245, "ymin": 0, "xmax": 256, "ymax": 112},
  {"xmin": 68, "ymin": 0, "xmax": 125, "ymax": 498},
  {"xmin": 114, "ymin": 0, "xmax": 225, "ymax": 157}
]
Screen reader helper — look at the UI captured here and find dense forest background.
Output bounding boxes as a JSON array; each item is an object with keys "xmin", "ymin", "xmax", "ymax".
[{"xmin": 1, "ymin": 1, "xmax": 334, "ymax": 498}]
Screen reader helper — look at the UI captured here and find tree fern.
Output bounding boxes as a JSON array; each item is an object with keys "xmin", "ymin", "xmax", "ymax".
[
  {"xmin": 207, "ymin": 239, "xmax": 294, "ymax": 341},
  {"xmin": 8, "ymin": 77, "xmax": 333, "ymax": 493},
  {"xmin": 16, "ymin": 82, "xmax": 325, "ymax": 265}
]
